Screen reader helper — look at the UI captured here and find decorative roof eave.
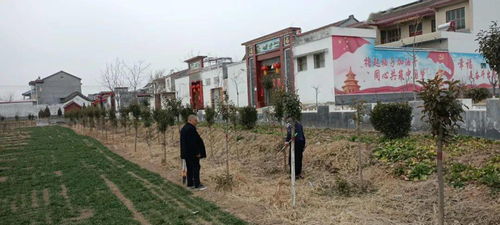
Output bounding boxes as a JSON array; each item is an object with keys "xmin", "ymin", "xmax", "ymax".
[
  {"xmin": 369, "ymin": 8, "xmax": 435, "ymax": 27},
  {"xmin": 241, "ymin": 27, "xmax": 301, "ymax": 46},
  {"xmin": 184, "ymin": 56, "xmax": 207, "ymax": 63},
  {"xmin": 22, "ymin": 90, "xmax": 32, "ymax": 96}
]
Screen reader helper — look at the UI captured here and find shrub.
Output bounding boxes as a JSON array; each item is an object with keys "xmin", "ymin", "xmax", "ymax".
[
  {"xmin": 370, "ymin": 102, "xmax": 412, "ymax": 139},
  {"xmin": 464, "ymin": 87, "xmax": 491, "ymax": 103},
  {"xmin": 238, "ymin": 106, "xmax": 257, "ymax": 129},
  {"xmin": 128, "ymin": 104, "xmax": 142, "ymax": 122},
  {"xmin": 44, "ymin": 106, "xmax": 51, "ymax": 118},
  {"xmin": 283, "ymin": 91, "xmax": 302, "ymax": 121},
  {"xmin": 271, "ymin": 89, "xmax": 285, "ymax": 123},
  {"xmin": 57, "ymin": 108, "xmax": 62, "ymax": 117},
  {"xmin": 141, "ymin": 107, "xmax": 152, "ymax": 128},
  {"xmin": 164, "ymin": 98, "xmax": 182, "ymax": 122},
  {"xmin": 211, "ymin": 173, "xmax": 234, "ymax": 191},
  {"xmin": 218, "ymin": 102, "xmax": 238, "ymax": 126},
  {"xmin": 205, "ymin": 107, "xmax": 216, "ymax": 127},
  {"xmin": 108, "ymin": 109, "xmax": 117, "ymax": 128},
  {"xmin": 180, "ymin": 106, "xmax": 194, "ymax": 123}
]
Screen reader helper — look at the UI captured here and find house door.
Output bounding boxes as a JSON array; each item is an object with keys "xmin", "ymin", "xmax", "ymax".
[
  {"xmin": 211, "ymin": 88, "xmax": 222, "ymax": 108},
  {"xmin": 190, "ymin": 81, "xmax": 204, "ymax": 110}
]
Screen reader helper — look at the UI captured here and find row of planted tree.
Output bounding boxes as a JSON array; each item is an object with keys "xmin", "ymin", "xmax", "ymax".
[
  {"xmin": 64, "ymin": 74, "xmax": 463, "ymax": 224},
  {"xmin": 64, "ymin": 91, "xmax": 302, "ymax": 164}
]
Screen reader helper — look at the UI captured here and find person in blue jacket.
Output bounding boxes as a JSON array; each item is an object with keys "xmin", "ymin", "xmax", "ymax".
[
  {"xmin": 180, "ymin": 114, "xmax": 207, "ymax": 190},
  {"xmin": 285, "ymin": 116, "xmax": 306, "ymax": 179}
]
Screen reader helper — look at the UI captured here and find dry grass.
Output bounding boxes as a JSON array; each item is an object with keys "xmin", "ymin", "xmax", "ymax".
[{"xmin": 73, "ymin": 124, "xmax": 500, "ymax": 225}]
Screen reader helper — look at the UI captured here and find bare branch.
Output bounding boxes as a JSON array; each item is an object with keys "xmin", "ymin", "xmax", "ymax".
[
  {"xmin": 101, "ymin": 58, "xmax": 126, "ymax": 92},
  {"xmin": 126, "ymin": 61, "xmax": 151, "ymax": 92}
]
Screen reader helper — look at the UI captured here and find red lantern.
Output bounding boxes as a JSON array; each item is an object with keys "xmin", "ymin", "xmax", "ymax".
[
  {"xmin": 273, "ymin": 63, "xmax": 281, "ymax": 74},
  {"xmin": 261, "ymin": 65, "xmax": 268, "ymax": 75}
]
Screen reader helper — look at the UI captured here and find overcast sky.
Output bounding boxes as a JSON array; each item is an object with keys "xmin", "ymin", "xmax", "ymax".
[{"xmin": 0, "ymin": 0, "xmax": 415, "ymax": 100}]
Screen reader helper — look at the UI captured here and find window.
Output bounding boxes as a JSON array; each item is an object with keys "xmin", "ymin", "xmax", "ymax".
[
  {"xmin": 380, "ymin": 28, "xmax": 401, "ymax": 44},
  {"xmin": 297, "ymin": 56, "xmax": 307, "ymax": 71},
  {"xmin": 213, "ymin": 76, "xmax": 220, "ymax": 86},
  {"xmin": 313, "ymin": 53, "xmax": 325, "ymax": 69},
  {"xmin": 190, "ymin": 61, "xmax": 201, "ymax": 70},
  {"xmin": 409, "ymin": 22, "xmax": 423, "ymax": 37},
  {"xmin": 431, "ymin": 19, "xmax": 436, "ymax": 32},
  {"xmin": 446, "ymin": 7, "xmax": 465, "ymax": 30}
]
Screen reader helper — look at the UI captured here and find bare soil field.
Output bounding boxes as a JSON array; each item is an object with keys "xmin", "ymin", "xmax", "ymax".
[{"xmin": 73, "ymin": 124, "xmax": 500, "ymax": 225}]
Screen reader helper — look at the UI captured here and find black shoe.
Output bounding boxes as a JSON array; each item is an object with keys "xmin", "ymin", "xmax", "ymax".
[{"xmin": 194, "ymin": 184, "xmax": 207, "ymax": 191}]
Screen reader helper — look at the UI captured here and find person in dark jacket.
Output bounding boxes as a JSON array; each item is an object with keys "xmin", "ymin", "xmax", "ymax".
[
  {"xmin": 180, "ymin": 114, "xmax": 207, "ymax": 190},
  {"xmin": 285, "ymin": 117, "xmax": 306, "ymax": 179}
]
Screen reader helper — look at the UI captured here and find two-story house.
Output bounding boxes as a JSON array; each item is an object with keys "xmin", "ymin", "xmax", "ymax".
[
  {"xmin": 368, "ymin": 0, "xmax": 499, "ymax": 53},
  {"xmin": 23, "ymin": 71, "xmax": 83, "ymax": 105}
]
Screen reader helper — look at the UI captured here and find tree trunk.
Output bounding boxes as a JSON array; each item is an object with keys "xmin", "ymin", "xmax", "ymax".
[
  {"xmin": 134, "ymin": 126, "xmax": 138, "ymax": 152},
  {"xmin": 209, "ymin": 126, "xmax": 214, "ymax": 158},
  {"xmin": 147, "ymin": 128, "xmax": 153, "ymax": 159},
  {"xmin": 356, "ymin": 121, "xmax": 364, "ymax": 188},
  {"xmin": 158, "ymin": 130, "xmax": 161, "ymax": 144},
  {"xmin": 163, "ymin": 131, "xmax": 167, "ymax": 164},
  {"xmin": 437, "ymin": 127, "xmax": 445, "ymax": 225},
  {"xmin": 225, "ymin": 124, "xmax": 230, "ymax": 176},
  {"xmin": 171, "ymin": 126, "xmax": 175, "ymax": 145}
]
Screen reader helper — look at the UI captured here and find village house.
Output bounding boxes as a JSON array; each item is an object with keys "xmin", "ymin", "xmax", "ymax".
[
  {"xmin": 23, "ymin": 71, "xmax": 83, "ymax": 105},
  {"xmin": 60, "ymin": 91, "xmax": 92, "ymax": 113},
  {"xmin": 242, "ymin": 27, "xmax": 301, "ymax": 108},
  {"xmin": 292, "ymin": 16, "xmax": 372, "ymax": 106},
  {"xmin": 368, "ymin": 0, "xmax": 499, "ymax": 52},
  {"xmin": 152, "ymin": 69, "xmax": 188, "ymax": 110}
]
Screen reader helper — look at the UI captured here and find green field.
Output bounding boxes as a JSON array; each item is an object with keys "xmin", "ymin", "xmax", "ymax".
[{"xmin": 0, "ymin": 126, "xmax": 246, "ymax": 225}]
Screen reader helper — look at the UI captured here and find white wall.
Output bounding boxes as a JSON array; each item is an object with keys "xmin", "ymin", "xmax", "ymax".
[
  {"xmin": 0, "ymin": 101, "xmax": 63, "ymax": 118},
  {"xmin": 293, "ymin": 27, "xmax": 376, "ymax": 105},
  {"xmin": 0, "ymin": 101, "xmax": 36, "ymax": 118},
  {"xmin": 294, "ymin": 37, "xmax": 335, "ymax": 104},
  {"xmin": 200, "ymin": 66, "xmax": 224, "ymax": 108},
  {"xmin": 165, "ymin": 77, "xmax": 173, "ymax": 92},
  {"xmin": 174, "ymin": 76, "xmax": 190, "ymax": 106},
  {"xmin": 227, "ymin": 62, "xmax": 248, "ymax": 107}
]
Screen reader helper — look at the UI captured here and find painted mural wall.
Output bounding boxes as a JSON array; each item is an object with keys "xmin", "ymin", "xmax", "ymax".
[{"xmin": 332, "ymin": 35, "xmax": 496, "ymax": 96}]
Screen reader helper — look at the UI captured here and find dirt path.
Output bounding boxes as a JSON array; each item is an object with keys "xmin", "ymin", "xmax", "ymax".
[{"xmin": 100, "ymin": 174, "xmax": 152, "ymax": 225}]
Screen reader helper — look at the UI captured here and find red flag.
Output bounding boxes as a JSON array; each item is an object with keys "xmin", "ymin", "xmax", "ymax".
[
  {"xmin": 428, "ymin": 52, "xmax": 454, "ymax": 79},
  {"xmin": 332, "ymin": 36, "xmax": 369, "ymax": 59}
]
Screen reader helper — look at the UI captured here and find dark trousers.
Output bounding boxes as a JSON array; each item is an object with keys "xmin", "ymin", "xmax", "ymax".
[
  {"xmin": 289, "ymin": 141, "xmax": 305, "ymax": 176},
  {"xmin": 185, "ymin": 157, "xmax": 201, "ymax": 187}
]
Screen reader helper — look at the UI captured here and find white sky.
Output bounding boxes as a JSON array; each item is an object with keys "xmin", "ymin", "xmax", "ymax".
[{"xmin": 0, "ymin": 0, "xmax": 415, "ymax": 100}]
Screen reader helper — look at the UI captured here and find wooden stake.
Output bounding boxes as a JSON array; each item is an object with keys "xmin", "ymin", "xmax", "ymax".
[
  {"xmin": 290, "ymin": 122, "xmax": 296, "ymax": 207},
  {"xmin": 437, "ymin": 127, "xmax": 445, "ymax": 225}
]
